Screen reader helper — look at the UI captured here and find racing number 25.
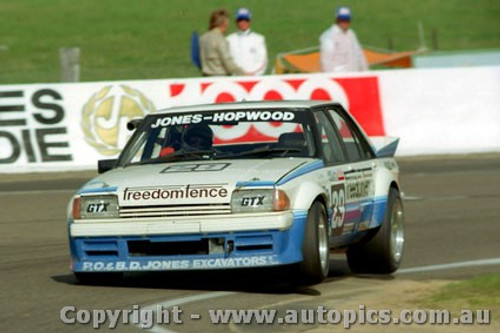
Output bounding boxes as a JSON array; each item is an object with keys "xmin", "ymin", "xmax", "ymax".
[{"xmin": 331, "ymin": 184, "xmax": 345, "ymax": 228}]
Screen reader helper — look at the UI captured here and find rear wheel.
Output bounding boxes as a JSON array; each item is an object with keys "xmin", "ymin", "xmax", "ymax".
[
  {"xmin": 298, "ymin": 201, "xmax": 330, "ymax": 284},
  {"xmin": 347, "ymin": 187, "xmax": 405, "ymax": 274}
]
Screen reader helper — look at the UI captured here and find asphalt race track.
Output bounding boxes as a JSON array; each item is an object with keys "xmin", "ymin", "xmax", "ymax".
[{"xmin": 1, "ymin": 154, "xmax": 499, "ymax": 332}]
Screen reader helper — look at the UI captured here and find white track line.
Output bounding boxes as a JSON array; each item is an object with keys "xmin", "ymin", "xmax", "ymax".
[
  {"xmin": 396, "ymin": 257, "xmax": 500, "ymax": 274},
  {"xmin": 135, "ymin": 258, "xmax": 500, "ymax": 332},
  {"xmin": 137, "ymin": 291, "xmax": 235, "ymax": 333},
  {"xmin": 403, "ymin": 196, "xmax": 422, "ymax": 201}
]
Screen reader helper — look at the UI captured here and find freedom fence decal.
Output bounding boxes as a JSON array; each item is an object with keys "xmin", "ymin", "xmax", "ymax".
[{"xmin": 122, "ymin": 184, "xmax": 229, "ymax": 201}]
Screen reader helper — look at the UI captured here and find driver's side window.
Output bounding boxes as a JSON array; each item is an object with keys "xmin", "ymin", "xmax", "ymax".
[
  {"xmin": 328, "ymin": 110, "xmax": 370, "ymax": 162},
  {"xmin": 314, "ymin": 111, "xmax": 346, "ymax": 164}
]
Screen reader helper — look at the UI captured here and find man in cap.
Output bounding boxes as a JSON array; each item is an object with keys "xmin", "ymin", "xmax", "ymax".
[
  {"xmin": 226, "ymin": 8, "xmax": 268, "ymax": 75},
  {"xmin": 319, "ymin": 6, "xmax": 368, "ymax": 72}
]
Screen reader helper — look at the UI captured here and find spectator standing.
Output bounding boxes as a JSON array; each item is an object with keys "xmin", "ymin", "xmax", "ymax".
[
  {"xmin": 199, "ymin": 9, "xmax": 246, "ymax": 76},
  {"xmin": 226, "ymin": 8, "xmax": 268, "ymax": 75},
  {"xmin": 319, "ymin": 6, "xmax": 368, "ymax": 72}
]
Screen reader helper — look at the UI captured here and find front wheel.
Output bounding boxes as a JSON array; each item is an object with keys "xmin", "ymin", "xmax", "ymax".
[
  {"xmin": 298, "ymin": 201, "xmax": 330, "ymax": 284},
  {"xmin": 347, "ymin": 187, "xmax": 405, "ymax": 274}
]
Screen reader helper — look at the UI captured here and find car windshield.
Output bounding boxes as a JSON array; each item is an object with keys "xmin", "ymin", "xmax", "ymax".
[{"xmin": 119, "ymin": 108, "xmax": 317, "ymax": 166}]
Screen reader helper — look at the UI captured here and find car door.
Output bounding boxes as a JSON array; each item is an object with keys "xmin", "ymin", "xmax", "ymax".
[
  {"xmin": 327, "ymin": 108, "xmax": 376, "ymax": 233},
  {"xmin": 312, "ymin": 110, "xmax": 352, "ymax": 237}
]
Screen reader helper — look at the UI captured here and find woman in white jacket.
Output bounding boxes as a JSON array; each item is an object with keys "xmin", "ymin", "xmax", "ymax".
[{"xmin": 319, "ymin": 6, "xmax": 369, "ymax": 72}]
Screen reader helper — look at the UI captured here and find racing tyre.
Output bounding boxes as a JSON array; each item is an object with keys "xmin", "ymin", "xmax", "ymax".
[
  {"xmin": 347, "ymin": 187, "xmax": 405, "ymax": 274},
  {"xmin": 73, "ymin": 272, "xmax": 123, "ymax": 285},
  {"xmin": 298, "ymin": 201, "xmax": 330, "ymax": 284}
]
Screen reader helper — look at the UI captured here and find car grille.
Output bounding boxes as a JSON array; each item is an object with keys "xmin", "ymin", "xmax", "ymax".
[{"xmin": 119, "ymin": 204, "xmax": 231, "ymax": 218}]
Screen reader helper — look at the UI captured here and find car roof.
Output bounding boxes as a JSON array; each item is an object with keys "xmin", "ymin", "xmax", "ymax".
[{"xmin": 153, "ymin": 100, "xmax": 340, "ymax": 115}]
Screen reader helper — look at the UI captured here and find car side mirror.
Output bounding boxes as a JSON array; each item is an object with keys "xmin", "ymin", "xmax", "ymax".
[
  {"xmin": 97, "ymin": 159, "xmax": 117, "ymax": 174},
  {"xmin": 127, "ymin": 118, "xmax": 143, "ymax": 131}
]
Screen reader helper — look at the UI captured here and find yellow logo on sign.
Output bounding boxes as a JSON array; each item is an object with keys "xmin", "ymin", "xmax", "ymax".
[{"xmin": 81, "ymin": 85, "xmax": 155, "ymax": 156}]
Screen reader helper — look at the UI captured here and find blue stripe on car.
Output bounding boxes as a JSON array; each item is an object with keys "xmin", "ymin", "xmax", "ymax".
[
  {"xmin": 276, "ymin": 160, "xmax": 325, "ymax": 185},
  {"xmin": 235, "ymin": 181, "xmax": 275, "ymax": 187},
  {"xmin": 77, "ymin": 186, "xmax": 118, "ymax": 195},
  {"xmin": 370, "ymin": 197, "xmax": 388, "ymax": 228}
]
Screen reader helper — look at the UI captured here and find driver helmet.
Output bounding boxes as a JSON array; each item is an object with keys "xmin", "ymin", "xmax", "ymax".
[{"xmin": 182, "ymin": 123, "xmax": 214, "ymax": 151}]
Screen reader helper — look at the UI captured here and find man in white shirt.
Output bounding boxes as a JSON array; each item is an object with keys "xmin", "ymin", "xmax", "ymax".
[
  {"xmin": 226, "ymin": 8, "xmax": 268, "ymax": 76},
  {"xmin": 319, "ymin": 6, "xmax": 369, "ymax": 72}
]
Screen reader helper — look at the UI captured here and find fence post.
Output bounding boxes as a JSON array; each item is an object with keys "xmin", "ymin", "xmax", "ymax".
[
  {"xmin": 60, "ymin": 47, "xmax": 80, "ymax": 82},
  {"xmin": 431, "ymin": 29, "xmax": 439, "ymax": 51}
]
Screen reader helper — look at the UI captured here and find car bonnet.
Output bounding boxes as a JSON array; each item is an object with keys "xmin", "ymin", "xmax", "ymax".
[{"xmin": 77, "ymin": 158, "xmax": 316, "ymax": 206}]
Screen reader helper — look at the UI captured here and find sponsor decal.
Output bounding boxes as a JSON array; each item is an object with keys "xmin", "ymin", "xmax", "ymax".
[
  {"xmin": 151, "ymin": 111, "xmax": 295, "ymax": 129},
  {"xmin": 161, "ymin": 163, "xmax": 230, "ymax": 173},
  {"xmin": 151, "ymin": 113, "xmax": 203, "ymax": 128},
  {"xmin": 241, "ymin": 196, "xmax": 265, "ymax": 207},
  {"xmin": 81, "ymin": 85, "xmax": 155, "ymax": 156},
  {"xmin": 123, "ymin": 184, "xmax": 228, "ymax": 201},
  {"xmin": 330, "ymin": 184, "xmax": 346, "ymax": 229},
  {"xmin": 86, "ymin": 203, "xmax": 109, "ymax": 213},
  {"xmin": 209, "ymin": 110, "xmax": 295, "ymax": 122},
  {"xmin": 345, "ymin": 175, "xmax": 371, "ymax": 201},
  {"xmin": 0, "ymin": 89, "xmax": 72, "ymax": 164},
  {"xmin": 328, "ymin": 169, "xmax": 345, "ymax": 182},
  {"xmin": 80, "ymin": 255, "xmax": 276, "ymax": 271}
]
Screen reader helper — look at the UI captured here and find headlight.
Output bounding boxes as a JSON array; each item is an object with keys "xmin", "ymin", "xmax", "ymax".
[
  {"xmin": 72, "ymin": 195, "xmax": 119, "ymax": 219},
  {"xmin": 231, "ymin": 189, "xmax": 290, "ymax": 213}
]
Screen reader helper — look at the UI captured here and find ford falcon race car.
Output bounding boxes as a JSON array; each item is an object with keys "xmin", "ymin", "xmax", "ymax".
[{"xmin": 68, "ymin": 101, "xmax": 405, "ymax": 284}]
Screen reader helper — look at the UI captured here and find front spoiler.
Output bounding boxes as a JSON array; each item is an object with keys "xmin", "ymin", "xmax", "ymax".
[{"xmin": 70, "ymin": 211, "xmax": 308, "ymax": 272}]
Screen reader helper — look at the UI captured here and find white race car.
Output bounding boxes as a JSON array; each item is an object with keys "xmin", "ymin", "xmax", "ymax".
[{"xmin": 68, "ymin": 101, "xmax": 404, "ymax": 284}]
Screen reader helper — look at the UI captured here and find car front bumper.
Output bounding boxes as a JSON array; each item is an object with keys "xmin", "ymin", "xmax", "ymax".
[
  {"xmin": 70, "ymin": 210, "xmax": 295, "ymax": 237},
  {"xmin": 69, "ymin": 210, "xmax": 308, "ymax": 272}
]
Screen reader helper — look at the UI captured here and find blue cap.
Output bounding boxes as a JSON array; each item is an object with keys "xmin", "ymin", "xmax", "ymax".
[
  {"xmin": 336, "ymin": 6, "xmax": 351, "ymax": 21},
  {"xmin": 236, "ymin": 8, "xmax": 251, "ymax": 21}
]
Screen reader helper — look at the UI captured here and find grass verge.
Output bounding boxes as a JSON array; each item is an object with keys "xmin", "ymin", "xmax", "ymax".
[
  {"xmin": 0, "ymin": 0, "xmax": 499, "ymax": 84},
  {"xmin": 418, "ymin": 273, "xmax": 500, "ymax": 312}
]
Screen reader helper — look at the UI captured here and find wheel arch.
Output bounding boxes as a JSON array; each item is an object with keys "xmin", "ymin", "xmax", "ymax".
[
  {"xmin": 390, "ymin": 181, "xmax": 400, "ymax": 192},
  {"xmin": 290, "ymin": 181, "xmax": 329, "ymax": 212},
  {"xmin": 369, "ymin": 177, "xmax": 401, "ymax": 230},
  {"xmin": 373, "ymin": 164, "xmax": 400, "ymax": 198},
  {"xmin": 313, "ymin": 193, "xmax": 328, "ymax": 210}
]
